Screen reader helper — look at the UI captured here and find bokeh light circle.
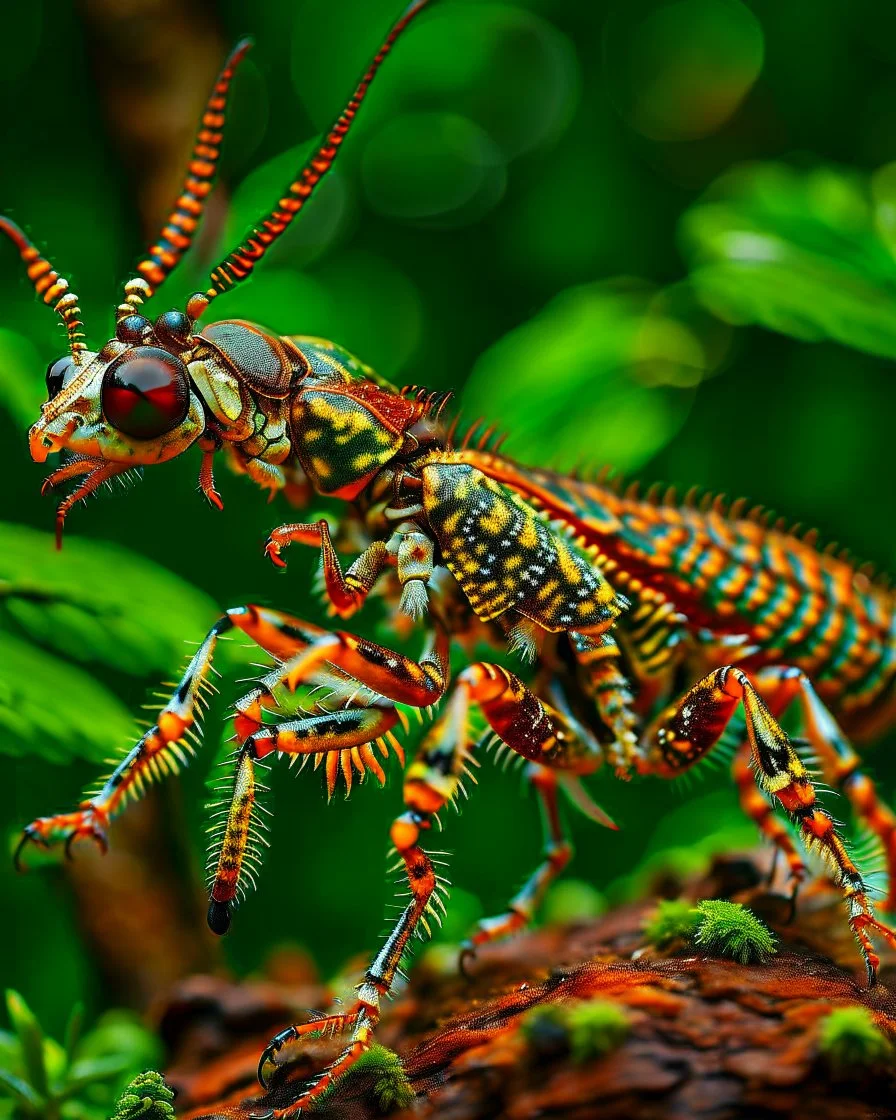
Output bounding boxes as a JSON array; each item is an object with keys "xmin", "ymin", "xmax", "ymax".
[
  {"xmin": 603, "ymin": 0, "xmax": 765, "ymax": 142},
  {"xmin": 361, "ymin": 112, "xmax": 506, "ymax": 227}
]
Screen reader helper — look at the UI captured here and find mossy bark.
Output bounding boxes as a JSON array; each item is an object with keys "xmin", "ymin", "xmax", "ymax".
[{"xmin": 158, "ymin": 853, "xmax": 896, "ymax": 1119}]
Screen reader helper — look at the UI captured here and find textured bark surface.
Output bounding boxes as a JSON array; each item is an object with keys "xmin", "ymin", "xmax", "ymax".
[{"xmin": 159, "ymin": 854, "xmax": 896, "ymax": 1119}]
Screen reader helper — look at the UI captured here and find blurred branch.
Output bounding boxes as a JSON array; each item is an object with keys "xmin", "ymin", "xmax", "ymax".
[
  {"xmin": 67, "ymin": 790, "xmax": 222, "ymax": 1012},
  {"xmin": 76, "ymin": 0, "xmax": 226, "ymax": 240}
]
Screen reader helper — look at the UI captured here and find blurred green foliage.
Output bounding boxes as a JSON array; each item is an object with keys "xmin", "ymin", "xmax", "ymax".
[
  {"xmin": 818, "ymin": 1006, "xmax": 893, "ymax": 1073},
  {"xmin": 0, "ymin": 990, "xmax": 160, "ymax": 1119},
  {"xmin": 0, "ymin": 524, "xmax": 216, "ymax": 763},
  {"xmin": 0, "ymin": 0, "xmax": 894, "ymax": 1050}
]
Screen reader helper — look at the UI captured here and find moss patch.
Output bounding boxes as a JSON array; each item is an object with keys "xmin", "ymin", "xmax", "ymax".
[
  {"xmin": 819, "ymin": 1007, "xmax": 892, "ymax": 1073},
  {"xmin": 693, "ymin": 899, "xmax": 776, "ymax": 964}
]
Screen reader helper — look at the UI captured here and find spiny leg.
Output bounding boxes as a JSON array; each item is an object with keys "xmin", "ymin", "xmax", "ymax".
[
  {"xmin": 204, "ymin": 608, "xmax": 450, "ymax": 938},
  {"xmin": 732, "ymin": 741, "xmax": 805, "ymax": 909},
  {"xmin": 227, "ymin": 604, "xmax": 449, "ymax": 710},
  {"xmin": 754, "ymin": 666, "xmax": 896, "ymax": 912},
  {"xmin": 647, "ymin": 665, "xmax": 896, "ymax": 984},
  {"xmin": 405, "ymin": 663, "xmax": 609, "ymax": 968},
  {"xmin": 253, "ymin": 808, "xmax": 443, "ymax": 1116},
  {"xmin": 206, "ymin": 703, "xmax": 400, "ymax": 935},
  {"xmin": 15, "ymin": 600, "xmax": 420, "ymax": 867},
  {"xmin": 570, "ymin": 629, "xmax": 641, "ymax": 777},
  {"xmin": 16, "ymin": 614, "xmax": 234, "ymax": 868},
  {"xmin": 249, "ymin": 661, "xmax": 591, "ymax": 1113}
]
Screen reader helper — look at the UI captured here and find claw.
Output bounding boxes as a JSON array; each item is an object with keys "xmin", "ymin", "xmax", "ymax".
[
  {"xmin": 258, "ymin": 1026, "xmax": 296, "ymax": 1089},
  {"xmin": 13, "ymin": 826, "xmax": 45, "ymax": 872},
  {"xmin": 13, "ymin": 807, "xmax": 109, "ymax": 870},
  {"xmin": 265, "ymin": 539, "xmax": 287, "ymax": 569},
  {"xmin": 64, "ymin": 823, "xmax": 108, "ymax": 861},
  {"xmin": 204, "ymin": 487, "xmax": 224, "ymax": 511}
]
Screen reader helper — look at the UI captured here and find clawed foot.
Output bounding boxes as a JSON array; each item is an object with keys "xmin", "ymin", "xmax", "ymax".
[
  {"xmin": 264, "ymin": 535, "xmax": 288, "ymax": 569},
  {"xmin": 853, "ymin": 911, "xmax": 896, "ymax": 988},
  {"xmin": 14, "ymin": 804, "xmax": 109, "ymax": 871},
  {"xmin": 257, "ymin": 1008, "xmax": 358, "ymax": 1090}
]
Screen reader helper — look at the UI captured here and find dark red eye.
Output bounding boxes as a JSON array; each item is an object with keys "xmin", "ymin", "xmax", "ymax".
[
  {"xmin": 46, "ymin": 355, "xmax": 76, "ymax": 400},
  {"xmin": 101, "ymin": 347, "xmax": 190, "ymax": 439}
]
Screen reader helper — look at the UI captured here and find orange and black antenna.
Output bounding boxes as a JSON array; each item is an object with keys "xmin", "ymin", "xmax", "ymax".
[
  {"xmin": 185, "ymin": 0, "xmax": 432, "ymax": 323},
  {"xmin": 117, "ymin": 37, "xmax": 253, "ymax": 322},
  {"xmin": 0, "ymin": 217, "xmax": 88, "ymax": 363}
]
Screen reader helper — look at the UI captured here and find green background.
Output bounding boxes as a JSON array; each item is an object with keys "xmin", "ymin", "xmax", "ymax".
[{"xmin": 1, "ymin": 0, "xmax": 895, "ymax": 1043}]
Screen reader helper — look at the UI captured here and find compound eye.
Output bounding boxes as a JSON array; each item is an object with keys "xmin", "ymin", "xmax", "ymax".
[
  {"xmin": 45, "ymin": 355, "xmax": 77, "ymax": 400},
  {"xmin": 101, "ymin": 346, "xmax": 190, "ymax": 439}
]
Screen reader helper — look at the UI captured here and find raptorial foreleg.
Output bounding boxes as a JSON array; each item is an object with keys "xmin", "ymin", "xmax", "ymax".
[{"xmin": 264, "ymin": 517, "xmax": 437, "ymax": 622}]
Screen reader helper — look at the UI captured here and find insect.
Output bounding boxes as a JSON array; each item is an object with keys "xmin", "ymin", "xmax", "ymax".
[{"xmin": 6, "ymin": 0, "xmax": 896, "ymax": 1114}]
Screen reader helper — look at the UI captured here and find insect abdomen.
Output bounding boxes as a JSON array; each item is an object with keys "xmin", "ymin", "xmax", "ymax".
[{"xmin": 454, "ymin": 452, "xmax": 896, "ymax": 733}]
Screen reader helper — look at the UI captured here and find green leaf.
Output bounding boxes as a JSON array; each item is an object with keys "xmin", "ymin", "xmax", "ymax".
[
  {"xmin": 0, "ymin": 1068, "xmax": 43, "ymax": 1113},
  {"xmin": 0, "ymin": 329, "xmax": 45, "ymax": 431},
  {"xmin": 679, "ymin": 161, "xmax": 896, "ymax": 358},
  {"xmin": 0, "ymin": 523, "xmax": 217, "ymax": 676},
  {"xmin": 61, "ymin": 1056, "xmax": 132, "ymax": 1099},
  {"xmin": 462, "ymin": 279, "xmax": 725, "ymax": 473},
  {"xmin": 62, "ymin": 1004, "xmax": 84, "ymax": 1074},
  {"xmin": 5, "ymin": 991, "xmax": 47, "ymax": 1102},
  {"xmin": 0, "ymin": 632, "xmax": 135, "ymax": 764}
]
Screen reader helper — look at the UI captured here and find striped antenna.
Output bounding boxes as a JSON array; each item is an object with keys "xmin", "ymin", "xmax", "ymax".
[
  {"xmin": 117, "ymin": 37, "xmax": 253, "ymax": 321},
  {"xmin": 193, "ymin": 0, "xmax": 432, "ymax": 316},
  {"xmin": 0, "ymin": 216, "xmax": 88, "ymax": 362}
]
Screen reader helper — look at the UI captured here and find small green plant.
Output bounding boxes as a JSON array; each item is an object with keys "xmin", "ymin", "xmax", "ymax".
[
  {"xmin": 693, "ymin": 900, "xmax": 776, "ymax": 964},
  {"xmin": 0, "ymin": 990, "xmax": 160, "ymax": 1120},
  {"xmin": 111, "ymin": 1071, "xmax": 176, "ymax": 1119},
  {"xmin": 642, "ymin": 899, "xmax": 701, "ymax": 949},
  {"xmin": 310, "ymin": 1044, "xmax": 413, "ymax": 1115},
  {"xmin": 520, "ymin": 1000, "xmax": 629, "ymax": 1064},
  {"xmin": 566, "ymin": 1001, "xmax": 630, "ymax": 1063},
  {"xmin": 818, "ymin": 1007, "xmax": 893, "ymax": 1074}
]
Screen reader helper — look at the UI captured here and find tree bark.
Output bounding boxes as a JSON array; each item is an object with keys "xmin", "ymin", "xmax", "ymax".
[{"xmin": 156, "ymin": 852, "xmax": 896, "ymax": 1119}]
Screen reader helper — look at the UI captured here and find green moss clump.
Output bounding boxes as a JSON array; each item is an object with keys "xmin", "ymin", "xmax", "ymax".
[
  {"xmin": 520, "ymin": 1000, "xmax": 629, "ymax": 1063},
  {"xmin": 566, "ymin": 1001, "xmax": 630, "ymax": 1063},
  {"xmin": 310, "ymin": 1044, "xmax": 413, "ymax": 1114},
  {"xmin": 641, "ymin": 899, "xmax": 701, "ymax": 948},
  {"xmin": 819, "ymin": 1007, "xmax": 892, "ymax": 1073},
  {"xmin": 693, "ymin": 900, "xmax": 776, "ymax": 964},
  {"xmin": 112, "ymin": 1070, "xmax": 176, "ymax": 1118}
]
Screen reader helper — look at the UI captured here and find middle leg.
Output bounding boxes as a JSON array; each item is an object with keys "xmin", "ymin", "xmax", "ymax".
[{"xmin": 251, "ymin": 662, "xmax": 609, "ymax": 1114}]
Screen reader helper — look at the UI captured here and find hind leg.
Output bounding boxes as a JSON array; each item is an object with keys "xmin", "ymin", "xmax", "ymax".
[
  {"xmin": 460, "ymin": 764, "xmax": 572, "ymax": 970},
  {"xmin": 732, "ymin": 742, "xmax": 805, "ymax": 906},
  {"xmin": 753, "ymin": 667, "xmax": 896, "ymax": 911},
  {"xmin": 646, "ymin": 665, "xmax": 896, "ymax": 983},
  {"xmin": 409, "ymin": 666, "xmax": 610, "ymax": 968}
]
